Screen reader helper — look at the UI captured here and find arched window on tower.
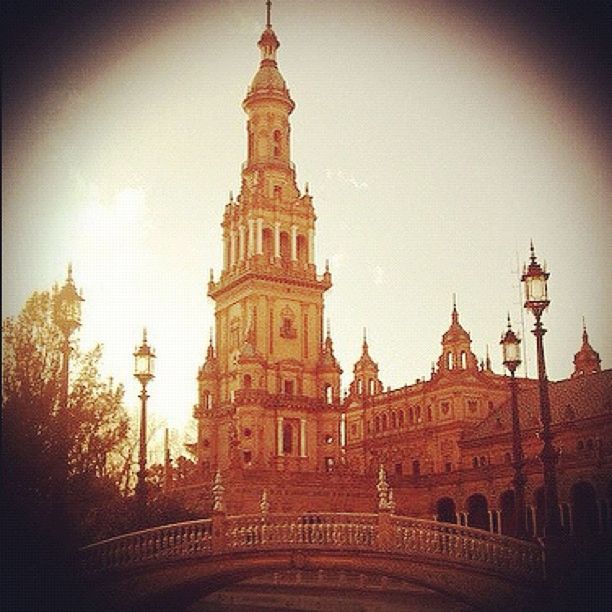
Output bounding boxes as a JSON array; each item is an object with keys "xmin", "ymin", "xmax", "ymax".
[
  {"xmin": 381, "ymin": 413, "xmax": 388, "ymax": 431},
  {"xmin": 243, "ymin": 374, "xmax": 252, "ymax": 389},
  {"xmin": 324, "ymin": 383, "xmax": 333, "ymax": 405},
  {"xmin": 280, "ymin": 231, "xmax": 290, "ymax": 261},
  {"xmin": 461, "ymin": 351, "xmax": 467, "ymax": 369},
  {"xmin": 446, "ymin": 352, "xmax": 452, "ymax": 370},
  {"xmin": 297, "ymin": 234, "xmax": 308, "ymax": 263},
  {"xmin": 374, "ymin": 416, "xmax": 380, "ymax": 433},
  {"xmin": 282, "ymin": 422, "xmax": 293, "ymax": 455},
  {"xmin": 391, "ymin": 411, "xmax": 397, "ymax": 429},
  {"xmin": 398, "ymin": 410, "xmax": 404, "ymax": 428},
  {"xmin": 273, "ymin": 129, "xmax": 281, "ymax": 157},
  {"xmin": 368, "ymin": 378, "xmax": 375, "ymax": 395},
  {"xmin": 262, "ymin": 227, "xmax": 273, "ymax": 260}
]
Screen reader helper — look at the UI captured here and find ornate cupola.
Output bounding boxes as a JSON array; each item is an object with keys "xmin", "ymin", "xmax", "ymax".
[
  {"xmin": 350, "ymin": 330, "xmax": 383, "ymax": 397},
  {"xmin": 572, "ymin": 319, "xmax": 602, "ymax": 378},
  {"xmin": 241, "ymin": 0, "xmax": 299, "ymax": 202},
  {"xmin": 436, "ymin": 297, "xmax": 478, "ymax": 373},
  {"xmin": 317, "ymin": 321, "xmax": 343, "ymax": 404}
]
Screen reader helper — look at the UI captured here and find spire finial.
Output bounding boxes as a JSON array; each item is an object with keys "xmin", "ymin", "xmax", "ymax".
[
  {"xmin": 142, "ymin": 327, "xmax": 148, "ymax": 344},
  {"xmin": 326, "ymin": 318, "xmax": 331, "ymax": 339},
  {"xmin": 529, "ymin": 239, "xmax": 537, "ymax": 264},
  {"xmin": 266, "ymin": 0, "xmax": 272, "ymax": 28},
  {"xmin": 325, "ymin": 259, "xmax": 330, "ymax": 273},
  {"xmin": 451, "ymin": 294, "xmax": 459, "ymax": 324},
  {"xmin": 507, "ymin": 312, "xmax": 512, "ymax": 329},
  {"xmin": 209, "ymin": 327, "xmax": 214, "ymax": 346},
  {"xmin": 452, "ymin": 292, "xmax": 457, "ymax": 311},
  {"xmin": 582, "ymin": 316, "xmax": 589, "ymax": 343},
  {"xmin": 67, "ymin": 262, "xmax": 73, "ymax": 282},
  {"xmin": 304, "ymin": 182, "xmax": 309, "ymax": 195},
  {"xmin": 229, "ymin": 190, "xmax": 234, "ymax": 202}
]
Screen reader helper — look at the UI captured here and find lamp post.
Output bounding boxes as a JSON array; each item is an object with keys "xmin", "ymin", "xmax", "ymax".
[
  {"xmin": 53, "ymin": 264, "xmax": 84, "ymax": 411},
  {"xmin": 133, "ymin": 328, "xmax": 155, "ymax": 525},
  {"xmin": 521, "ymin": 242, "xmax": 562, "ymax": 537},
  {"xmin": 501, "ymin": 315, "xmax": 527, "ymax": 539}
]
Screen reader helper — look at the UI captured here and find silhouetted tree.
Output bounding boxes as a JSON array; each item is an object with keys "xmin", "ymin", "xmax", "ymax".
[{"xmin": 2, "ymin": 288, "xmax": 130, "ymax": 610}]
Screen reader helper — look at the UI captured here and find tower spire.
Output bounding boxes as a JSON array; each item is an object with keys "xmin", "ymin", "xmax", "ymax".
[{"xmin": 266, "ymin": 0, "xmax": 272, "ymax": 28}]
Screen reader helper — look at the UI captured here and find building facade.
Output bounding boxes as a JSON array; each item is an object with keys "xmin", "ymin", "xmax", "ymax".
[{"xmin": 190, "ymin": 9, "xmax": 612, "ymax": 538}]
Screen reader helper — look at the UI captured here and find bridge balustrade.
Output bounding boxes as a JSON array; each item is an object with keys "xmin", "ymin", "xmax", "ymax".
[
  {"xmin": 225, "ymin": 513, "xmax": 377, "ymax": 551},
  {"xmin": 80, "ymin": 519, "xmax": 213, "ymax": 572},
  {"xmin": 392, "ymin": 516, "xmax": 542, "ymax": 580},
  {"xmin": 79, "ymin": 512, "xmax": 544, "ymax": 584}
]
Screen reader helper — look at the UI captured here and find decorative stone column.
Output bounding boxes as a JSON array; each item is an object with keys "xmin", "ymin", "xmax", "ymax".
[
  {"xmin": 248, "ymin": 219, "xmax": 255, "ymax": 257},
  {"xmin": 256, "ymin": 218, "xmax": 263, "ymax": 255},
  {"xmin": 274, "ymin": 222, "xmax": 281, "ymax": 258},
  {"xmin": 277, "ymin": 416, "xmax": 284, "ymax": 456},
  {"xmin": 291, "ymin": 225, "xmax": 297, "ymax": 261},
  {"xmin": 299, "ymin": 418, "xmax": 307, "ymax": 457},
  {"xmin": 239, "ymin": 225, "xmax": 246, "ymax": 261},
  {"xmin": 230, "ymin": 231, "xmax": 237, "ymax": 266},
  {"xmin": 308, "ymin": 228, "xmax": 314, "ymax": 264}
]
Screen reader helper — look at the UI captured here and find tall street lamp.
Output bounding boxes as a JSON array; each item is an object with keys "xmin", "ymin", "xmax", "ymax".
[
  {"xmin": 134, "ymin": 328, "xmax": 155, "ymax": 524},
  {"xmin": 54, "ymin": 264, "xmax": 84, "ymax": 411},
  {"xmin": 501, "ymin": 315, "xmax": 527, "ymax": 539},
  {"xmin": 521, "ymin": 242, "xmax": 562, "ymax": 537}
]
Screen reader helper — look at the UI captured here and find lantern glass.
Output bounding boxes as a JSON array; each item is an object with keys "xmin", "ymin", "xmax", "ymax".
[
  {"xmin": 525, "ymin": 274, "xmax": 547, "ymax": 302},
  {"xmin": 503, "ymin": 338, "xmax": 520, "ymax": 364}
]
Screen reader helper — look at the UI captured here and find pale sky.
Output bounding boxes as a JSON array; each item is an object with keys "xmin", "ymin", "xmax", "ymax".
[{"xmin": 4, "ymin": 1, "xmax": 611, "ymax": 447}]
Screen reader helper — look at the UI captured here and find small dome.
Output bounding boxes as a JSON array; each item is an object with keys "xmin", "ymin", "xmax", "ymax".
[{"xmin": 250, "ymin": 65, "xmax": 288, "ymax": 92}]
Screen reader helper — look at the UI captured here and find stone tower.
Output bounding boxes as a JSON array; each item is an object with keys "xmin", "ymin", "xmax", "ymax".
[{"xmin": 194, "ymin": 4, "xmax": 341, "ymax": 474}]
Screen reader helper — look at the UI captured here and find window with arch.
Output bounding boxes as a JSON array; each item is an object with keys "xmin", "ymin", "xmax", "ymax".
[
  {"xmin": 391, "ymin": 411, "xmax": 397, "ymax": 429},
  {"xmin": 374, "ymin": 416, "xmax": 380, "ymax": 433},
  {"xmin": 446, "ymin": 352, "xmax": 452, "ymax": 369},
  {"xmin": 427, "ymin": 407, "xmax": 433, "ymax": 422},
  {"xmin": 262, "ymin": 227, "xmax": 273, "ymax": 259},
  {"xmin": 479, "ymin": 456, "xmax": 487, "ymax": 466},
  {"xmin": 460, "ymin": 351, "xmax": 467, "ymax": 368},
  {"xmin": 202, "ymin": 390, "xmax": 211, "ymax": 410},
  {"xmin": 472, "ymin": 457, "xmax": 479, "ymax": 468},
  {"xmin": 280, "ymin": 305, "xmax": 296, "ymax": 338},
  {"xmin": 279, "ymin": 231, "xmax": 290, "ymax": 261},
  {"xmin": 398, "ymin": 410, "xmax": 404, "ymax": 427},
  {"xmin": 324, "ymin": 383, "xmax": 333, "ymax": 404},
  {"xmin": 415, "ymin": 405, "xmax": 422, "ymax": 422},
  {"xmin": 412, "ymin": 460, "xmax": 420, "ymax": 476},
  {"xmin": 504, "ymin": 452, "xmax": 512, "ymax": 464},
  {"xmin": 273, "ymin": 185, "xmax": 282, "ymax": 199},
  {"xmin": 273, "ymin": 129, "xmax": 281, "ymax": 157},
  {"xmin": 368, "ymin": 378, "xmax": 375, "ymax": 395},
  {"xmin": 381, "ymin": 413, "xmax": 388, "ymax": 430},
  {"xmin": 408, "ymin": 407, "xmax": 414, "ymax": 425},
  {"xmin": 282, "ymin": 422, "xmax": 293, "ymax": 454},
  {"xmin": 243, "ymin": 374, "xmax": 252, "ymax": 389},
  {"xmin": 357, "ymin": 379, "xmax": 363, "ymax": 394},
  {"xmin": 297, "ymin": 234, "xmax": 308, "ymax": 263}
]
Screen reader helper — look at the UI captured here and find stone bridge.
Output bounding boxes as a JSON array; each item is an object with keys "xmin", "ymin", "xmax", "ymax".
[{"xmin": 80, "ymin": 510, "xmax": 545, "ymax": 611}]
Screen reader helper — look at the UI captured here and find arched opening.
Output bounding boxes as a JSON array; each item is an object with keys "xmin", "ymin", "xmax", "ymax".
[
  {"xmin": 412, "ymin": 460, "xmax": 420, "ymax": 476},
  {"xmin": 446, "ymin": 352, "xmax": 452, "ymax": 369},
  {"xmin": 467, "ymin": 494, "xmax": 489, "ymax": 531},
  {"xmin": 398, "ymin": 410, "xmax": 404, "ymax": 428},
  {"xmin": 460, "ymin": 351, "xmax": 467, "ymax": 369},
  {"xmin": 381, "ymin": 413, "xmax": 388, "ymax": 431},
  {"xmin": 279, "ymin": 231, "xmax": 290, "ymax": 261},
  {"xmin": 427, "ymin": 407, "xmax": 432, "ymax": 422},
  {"xmin": 296, "ymin": 234, "xmax": 308, "ymax": 263},
  {"xmin": 324, "ymin": 383, "xmax": 333, "ymax": 404},
  {"xmin": 436, "ymin": 497, "xmax": 456, "ymax": 524},
  {"xmin": 499, "ymin": 490, "xmax": 516, "ymax": 537},
  {"xmin": 571, "ymin": 481, "xmax": 598, "ymax": 536},
  {"xmin": 368, "ymin": 378, "xmax": 375, "ymax": 395},
  {"xmin": 243, "ymin": 374, "xmax": 252, "ymax": 389},
  {"xmin": 202, "ymin": 391, "xmax": 211, "ymax": 410},
  {"xmin": 374, "ymin": 416, "xmax": 380, "ymax": 433},
  {"xmin": 262, "ymin": 227, "xmax": 273, "ymax": 260},
  {"xmin": 408, "ymin": 407, "xmax": 414, "ymax": 425},
  {"xmin": 273, "ymin": 129, "xmax": 281, "ymax": 157},
  {"xmin": 415, "ymin": 406, "xmax": 421, "ymax": 423},
  {"xmin": 357, "ymin": 379, "xmax": 363, "ymax": 395},
  {"xmin": 282, "ymin": 423, "xmax": 293, "ymax": 455},
  {"xmin": 391, "ymin": 411, "xmax": 397, "ymax": 429}
]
